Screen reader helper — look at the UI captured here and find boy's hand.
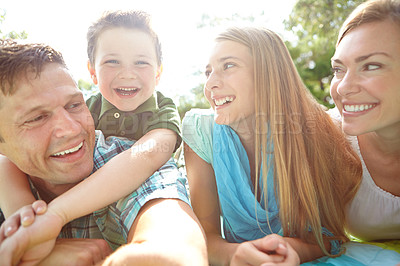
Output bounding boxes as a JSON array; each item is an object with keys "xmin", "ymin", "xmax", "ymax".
[
  {"xmin": 0, "ymin": 206, "xmax": 63, "ymax": 265},
  {"xmin": 0, "ymin": 200, "xmax": 47, "ymax": 240}
]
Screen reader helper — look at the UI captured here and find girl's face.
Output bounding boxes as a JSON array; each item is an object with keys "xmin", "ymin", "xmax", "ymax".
[
  {"xmin": 89, "ymin": 27, "xmax": 161, "ymax": 112},
  {"xmin": 330, "ymin": 19, "xmax": 400, "ymax": 137},
  {"xmin": 204, "ymin": 40, "xmax": 255, "ymax": 129}
]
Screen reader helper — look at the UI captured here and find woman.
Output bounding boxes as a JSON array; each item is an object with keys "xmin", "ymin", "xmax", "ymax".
[
  {"xmin": 182, "ymin": 27, "xmax": 361, "ymax": 265},
  {"xmin": 330, "ymin": 0, "xmax": 400, "ymax": 241}
]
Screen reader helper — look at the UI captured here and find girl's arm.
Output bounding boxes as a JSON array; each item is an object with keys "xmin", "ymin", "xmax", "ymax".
[
  {"xmin": 184, "ymin": 143, "xmax": 296, "ymax": 265},
  {"xmin": 50, "ymin": 128, "xmax": 177, "ymax": 225},
  {"xmin": 0, "ymin": 155, "xmax": 35, "ymax": 218}
]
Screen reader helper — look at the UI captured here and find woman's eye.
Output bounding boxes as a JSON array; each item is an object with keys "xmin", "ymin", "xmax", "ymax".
[
  {"xmin": 205, "ymin": 70, "xmax": 211, "ymax": 78},
  {"xmin": 331, "ymin": 66, "xmax": 345, "ymax": 76},
  {"xmin": 365, "ymin": 64, "xmax": 381, "ymax": 71}
]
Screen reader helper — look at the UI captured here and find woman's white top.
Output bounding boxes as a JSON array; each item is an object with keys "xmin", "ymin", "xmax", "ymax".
[{"xmin": 328, "ymin": 108, "xmax": 400, "ymax": 241}]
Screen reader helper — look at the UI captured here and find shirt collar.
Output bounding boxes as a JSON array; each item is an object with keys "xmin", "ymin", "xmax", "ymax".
[{"xmin": 98, "ymin": 92, "xmax": 159, "ymax": 120}]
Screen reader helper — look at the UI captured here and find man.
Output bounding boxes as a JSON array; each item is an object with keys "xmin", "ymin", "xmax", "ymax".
[{"xmin": 0, "ymin": 40, "xmax": 207, "ymax": 265}]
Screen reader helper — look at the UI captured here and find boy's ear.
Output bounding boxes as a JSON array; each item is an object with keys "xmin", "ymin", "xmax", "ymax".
[
  {"xmin": 155, "ymin": 64, "xmax": 163, "ymax": 85},
  {"xmin": 87, "ymin": 61, "xmax": 98, "ymax": 85}
]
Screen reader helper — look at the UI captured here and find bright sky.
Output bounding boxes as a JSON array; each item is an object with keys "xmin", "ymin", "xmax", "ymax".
[{"xmin": 2, "ymin": 0, "xmax": 296, "ymax": 100}]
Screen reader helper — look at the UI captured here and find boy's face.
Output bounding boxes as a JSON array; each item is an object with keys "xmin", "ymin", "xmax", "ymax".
[
  {"xmin": 91, "ymin": 27, "xmax": 162, "ymax": 112},
  {"xmin": 0, "ymin": 64, "xmax": 96, "ymax": 194}
]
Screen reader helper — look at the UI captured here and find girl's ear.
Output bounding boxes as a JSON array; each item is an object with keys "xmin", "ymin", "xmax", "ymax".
[
  {"xmin": 87, "ymin": 61, "xmax": 98, "ymax": 85},
  {"xmin": 155, "ymin": 64, "xmax": 163, "ymax": 85}
]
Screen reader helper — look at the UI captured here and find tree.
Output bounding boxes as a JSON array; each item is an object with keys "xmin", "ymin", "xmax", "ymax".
[
  {"xmin": 0, "ymin": 9, "xmax": 28, "ymax": 39},
  {"xmin": 178, "ymin": 83, "xmax": 210, "ymax": 119},
  {"xmin": 284, "ymin": 0, "xmax": 364, "ymax": 107}
]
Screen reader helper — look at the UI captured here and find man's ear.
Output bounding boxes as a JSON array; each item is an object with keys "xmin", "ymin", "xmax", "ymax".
[
  {"xmin": 87, "ymin": 61, "xmax": 98, "ymax": 85},
  {"xmin": 155, "ymin": 64, "xmax": 163, "ymax": 85}
]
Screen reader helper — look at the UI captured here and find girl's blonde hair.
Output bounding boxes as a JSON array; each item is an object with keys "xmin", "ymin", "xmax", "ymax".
[
  {"xmin": 337, "ymin": 0, "xmax": 400, "ymax": 46},
  {"xmin": 216, "ymin": 27, "xmax": 362, "ymax": 256}
]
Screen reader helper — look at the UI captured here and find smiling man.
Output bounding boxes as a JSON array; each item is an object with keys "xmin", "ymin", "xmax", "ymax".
[{"xmin": 0, "ymin": 40, "xmax": 206, "ymax": 265}]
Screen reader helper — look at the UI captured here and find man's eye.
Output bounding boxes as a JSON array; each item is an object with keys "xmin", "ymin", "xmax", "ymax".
[
  {"xmin": 25, "ymin": 115, "xmax": 46, "ymax": 124},
  {"xmin": 67, "ymin": 102, "xmax": 83, "ymax": 110}
]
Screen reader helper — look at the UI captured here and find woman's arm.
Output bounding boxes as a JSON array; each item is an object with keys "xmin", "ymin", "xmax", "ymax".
[
  {"xmin": 0, "ymin": 155, "xmax": 35, "ymax": 218},
  {"xmin": 50, "ymin": 128, "xmax": 177, "ymax": 224}
]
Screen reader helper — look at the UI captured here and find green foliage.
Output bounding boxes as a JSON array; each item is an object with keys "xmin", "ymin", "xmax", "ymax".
[
  {"xmin": 284, "ymin": 0, "xmax": 365, "ymax": 107},
  {"xmin": 77, "ymin": 79, "xmax": 97, "ymax": 99},
  {"xmin": 177, "ymin": 83, "xmax": 210, "ymax": 120},
  {"xmin": 0, "ymin": 9, "xmax": 28, "ymax": 39}
]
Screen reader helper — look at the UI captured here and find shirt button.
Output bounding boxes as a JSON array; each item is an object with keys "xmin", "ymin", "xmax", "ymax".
[
  {"xmin": 121, "ymin": 131, "xmax": 126, "ymax": 136},
  {"xmin": 114, "ymin": 112, "xmax": 120, "ymax": 119}
]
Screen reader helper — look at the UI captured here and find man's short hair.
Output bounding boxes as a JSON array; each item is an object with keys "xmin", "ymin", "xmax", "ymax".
[{"xmin": 0, "ymin": 39, "xmax": 67, "ymax": 96}]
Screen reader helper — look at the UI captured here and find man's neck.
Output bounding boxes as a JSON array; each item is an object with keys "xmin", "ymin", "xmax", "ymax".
[{"xmin": 28, "ymin": 176, "xmax": 76, "ymax": 203}]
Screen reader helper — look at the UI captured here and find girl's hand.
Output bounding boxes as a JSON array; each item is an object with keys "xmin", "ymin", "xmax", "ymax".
[{"xmin": 230, "ymin": 234, "xmax": 300, "ymax": 266}]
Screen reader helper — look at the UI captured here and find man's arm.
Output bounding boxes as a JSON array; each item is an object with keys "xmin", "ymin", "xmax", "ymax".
[{"xmin": 102, "ymin": 198, "xmax": 208, "ymax": 266}]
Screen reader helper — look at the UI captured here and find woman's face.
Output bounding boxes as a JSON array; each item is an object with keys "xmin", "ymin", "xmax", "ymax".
[
  {"xmin": 330, "ymin": 19, "xmax": 400, "ymax": 137},
  {"xmin": 204, "ymin": 40, "xmax": 255, "ymax": 128}
]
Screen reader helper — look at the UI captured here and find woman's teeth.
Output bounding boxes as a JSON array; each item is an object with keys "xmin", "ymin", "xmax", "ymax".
[
  {"xmin": 344, "ymin": 104, "xmax": 374, "ymax": 112},
  {"xmin": 52, "ymin": 142, "xmax": 83, "ymax": 157},
  {"xmin": 215, "ymin": 96, "xmax": 234, "ymax": 106}
]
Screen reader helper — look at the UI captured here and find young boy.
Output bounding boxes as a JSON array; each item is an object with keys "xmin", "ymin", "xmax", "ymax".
[{"xmin": 0, "ymin": 10, "xmax": 182, "ymax": 231}]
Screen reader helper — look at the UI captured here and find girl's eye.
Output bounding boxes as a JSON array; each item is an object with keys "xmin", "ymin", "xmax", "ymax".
[{"xmin": 224, "ymin": 63, "xmax": 235, "ymax": 70}]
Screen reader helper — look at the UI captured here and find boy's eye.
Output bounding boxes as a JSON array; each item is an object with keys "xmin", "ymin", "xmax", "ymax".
[
  {"xmin": 105, "ymin": 59, "xmax": 119, "ymax": 64},
  {"xmin": 136, "ymin": 60, "xmax": 149, "ymax": 66}
]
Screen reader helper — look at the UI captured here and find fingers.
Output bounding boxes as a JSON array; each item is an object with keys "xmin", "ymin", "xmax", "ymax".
[
  {"xmin": 0, "ymin": 213, "xmax": 21, "ymax": 240},
  {"xmin": 231, "ymin": 241, "xmax": 285, "ymax": 266},
  {"xmin": 32, "ymin": 200, "xmax": 47, "ymax": 215}
]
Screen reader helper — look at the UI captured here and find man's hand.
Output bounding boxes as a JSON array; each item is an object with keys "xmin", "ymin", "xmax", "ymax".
[
  {"xmin": 38, "ymin": 238, "xmax": 112, "ymax": 266},
  {"xmin": 230, "ymin": 234, "xmax": 300, "ymax": 266}
]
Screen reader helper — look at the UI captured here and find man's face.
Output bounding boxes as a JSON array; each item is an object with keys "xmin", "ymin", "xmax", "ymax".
[{"xmin": 0, "ymin": 63, "xmax": 95, "ymax": 194}]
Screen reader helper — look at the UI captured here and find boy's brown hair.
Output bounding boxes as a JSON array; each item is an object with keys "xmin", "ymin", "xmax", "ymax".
[{"xmin": 87, "ymin": 10, "xmax": 162, "ymax": 67}]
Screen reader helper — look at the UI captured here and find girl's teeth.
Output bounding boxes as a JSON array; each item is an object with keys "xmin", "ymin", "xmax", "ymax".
[
  {"xmin": 215, "ymin": 96, "xmax": 234, "ymax": 106},
  {"xmin": 344, "ymin": 104, "xmax": 374, "ymax": 112}
]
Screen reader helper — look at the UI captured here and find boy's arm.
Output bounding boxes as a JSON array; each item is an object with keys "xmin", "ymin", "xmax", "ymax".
[
  {"xmin": 0, "ymin": 155, "xmax": 35, "ymax": 217},
  {"xmin": 50, "ymin": 128, "xmax": 177, "ymax": 224}
]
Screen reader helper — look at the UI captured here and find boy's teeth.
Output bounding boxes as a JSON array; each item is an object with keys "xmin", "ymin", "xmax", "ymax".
[
  {"xmin": 344, "ymin": 104, "xmax": 374, "ymax": 112},
  {"xmin": 117, "ymin": 88, "xmax": 137, "ymax": 91},
  {"xmin": 215, "ymin": 96, "xmax": 234, "ymax": 106},
  {"xmin": 52, "ymin": 142, "xmax": 83, "ymax": 157}
]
